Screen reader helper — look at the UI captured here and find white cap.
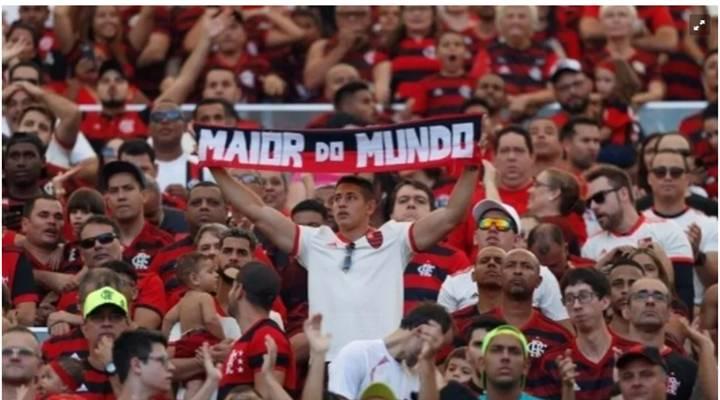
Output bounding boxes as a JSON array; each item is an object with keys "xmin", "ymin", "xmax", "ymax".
[{"xmin": 472, "ymin": 199, "xmax": 522, "ymax": 233}]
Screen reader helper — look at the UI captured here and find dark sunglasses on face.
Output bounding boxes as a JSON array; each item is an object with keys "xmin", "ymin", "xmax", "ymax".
[
  {"xmin": 150, "ymin": 109, "xmax": 183, "ymax": 123},
  {"xmin": 587, "ymin": 187, "xmax": 620, "ymax": 206},
  {"xmin": 2, "ymin": 347, "xmax": 37, "ymax": 358},
  {"xmin": 478, "ymin": 217, "xmax": 513, "ymax": 232},
  {"xmin": 650, "ymin": 166, "xmax": 686, "ymax": 179},
  {"xmin": 79, "ymin": 232, "xmax": 117, "ymax": 249}
]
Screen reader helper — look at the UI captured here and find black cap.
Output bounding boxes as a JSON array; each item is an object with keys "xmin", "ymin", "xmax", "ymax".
[
  {"xmin": 237, "ymin": 262, "xmax": 280, "ymax": 309},
  {"xmin": 100, "ymin": 161, "xmax": 147, "ymax": 192},
  {"xmin": 99, "ymin": 59, "xmax": 127, "ymax": 81},
  {"xmin": 550, "ymin": 58, "xmax": 583, "ymax": 83},
  {"xmin": 616, "ymin": 345, "xmax": 668, "ymax": 372}
]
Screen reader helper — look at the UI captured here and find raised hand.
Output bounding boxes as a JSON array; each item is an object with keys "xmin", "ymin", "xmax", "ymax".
[
  {"xmin": 686, "ymin": 223, "xmax": 702, "ymax": 259},
  {"xmin": 205, "ymin": 7, "xmax": 233, "ymax": 40},
  {"xmin": 417, "ymin": 320, "xmax": 444, "ymax": 361},
  {"xmin": 201, "ymin": 341, "xmax": 223, "ymax": 382},
  {"xmin": 261, "ymin": 334, "xmax": 278, "ymax": 376},
  {"xmin": 555, "ymin": 349, "xmax": 577, "ymax": 388},
  {"xmin": 303, "ymin": 314, "xmax": 331, "ymax": 355}
]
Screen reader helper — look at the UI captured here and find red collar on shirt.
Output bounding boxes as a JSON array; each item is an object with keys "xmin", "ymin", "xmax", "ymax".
[{"xmin": 611, "ymin": 214, "xmax": 645, "ymax": 237}]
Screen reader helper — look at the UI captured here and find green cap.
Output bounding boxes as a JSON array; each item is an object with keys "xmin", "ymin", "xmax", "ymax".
[
  {"xmin": 83, "ymin": 286, "xmax": 129, "ymax": 318},
  {"xmin": 480, "ymin": 325, "xmax": 529, "ymax": 359},
  {"xmin": 360, "ymin": 383, "xmax": 397, "ymax": 400}
]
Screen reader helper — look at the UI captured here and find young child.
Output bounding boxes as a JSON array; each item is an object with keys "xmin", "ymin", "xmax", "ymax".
[
  {"xmin": 36, "ymin": 356, "xmax": 84, "ymax": 399},
  {"xmin": 163, "ymin": 252, "xmax": 225, "ymax": 400},
  {"xmin": 441, "ymin": 346, "xmax": 473, "ymax": 385}
]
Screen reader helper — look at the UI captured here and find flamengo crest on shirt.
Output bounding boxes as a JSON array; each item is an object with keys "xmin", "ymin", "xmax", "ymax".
[{"xmin": 196, "ymin": 114, "xmax": 483, "ymax": 173}]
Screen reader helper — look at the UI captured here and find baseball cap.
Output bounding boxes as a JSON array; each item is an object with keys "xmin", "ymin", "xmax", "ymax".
[
  {"xmin": 481, "ymin": 325, "xmax": 529, "ymax": 359},
  {"xmin": 237, "ymin": 262, "xmax": 280, "ymax": 308},
  {"xmin": 616, "ymin": 345, "xmax": 668, "ymax": 372},
  {"xmin": 550, "ymin": 58, "xmax": 583, "ymax": 83},
  {"xmin": 472, "ymin": 199, "xmax": 521, "ymax": 233},
  {"xmin": 100, "ymin": 161, "xmax": 147, "ymax": 192},
  {"xmin": 99, "ymin": 59, "xmax": 127, "ymax": 81},
  {"xmin": 360, "ymin": 383, "xmax": 397, "ymax": 400},
  {"xmin": 83, "ymin": 286, "xmax": 129, "ymax": 318}
]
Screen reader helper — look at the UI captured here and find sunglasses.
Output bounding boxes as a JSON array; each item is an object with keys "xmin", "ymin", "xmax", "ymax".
[
  {"xmin": 587, "ymin": 187, "xmax": 620, "ymax": 206},
  {"xmin": 78, "ymin": 232, "xmax": 117, "ymax": 249},
  {"xmin": 650, "ymin": 166, "xmax": 685, "ymax": 179},
  {"xmin": 342, "ymin": 242, "xmax": 355, "ymax": 273},
  {"xmin": 2, "ymin": 347, "xmax": 38, "ymax": 358},
  {"xmin": 630, "ymin": 290, "xmax": 669, "ymax": 303},
  {"xmin": 238, "ymin": 174, "xmax": 265, "ymax": 186},
  {"xmin": 150, "ymin": 109, "xmax": 183, "ymax": 123},
  {"xmin": 478, "ymin": 217, "xmax": 513, "ymax": 232}
]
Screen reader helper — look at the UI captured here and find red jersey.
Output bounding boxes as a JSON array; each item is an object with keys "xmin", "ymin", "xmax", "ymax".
[
  {"xmin": 582, "ymin": 6, "xmax": 674, "ymax": 32},
  {"xmin": 322, "ymin": 36, "xmax": 388, "ymax": 84},
  {"xmin": 409, "ymin": 74, "xmax": 475, "ymax": 117},
  {"xmin": 551, "ymin": 101, "xmax": 639, "ymax": 147},
  {"xmin": 679, "ymin": 111, "xmax": 716, "ymax": 167},
  {"xmin": 404, "ymin": 244, "xmax": 469, "ymax": 314},
  {"xmin": 122, "ymin": 221, "xmax": 174, "ymax": 274},
  {"xmin": 218, "ymin": 319, "xmax": 296, "ymax": 398},
  {"xmin": 148, "ymin": 236, "xmax": 195, "ymax": 308},
  {"xmin": 583, "ymin": 49, "xmax": 661, "ymax": 91},
  {"xmin": 391, "ymin": 37, "xmax": 441, "ymax": 99},
  {"xmin": 2, "ymin": 247, "xmax": 38, "ymax": 305},
  {"xmin": 76, "ymin": 361, "xmax": 114, "ymax": 400},
  {"xmin": 205, "ymin": 53, "xmax": 272, "ymax": 102},
  {"xmin": 41, "ymin": 328, "xmax": 89, "ymax": 362},
  {"xmin": 80, "ymin": 109, "xmax": 149, "ymax": 146}
]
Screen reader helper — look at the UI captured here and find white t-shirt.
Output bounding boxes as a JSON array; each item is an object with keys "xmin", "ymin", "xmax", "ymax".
[
  {"xmin": 437, "ymin": 264, "xmax": 569, "ymax": 321},
  {"xmin": 2, "ymin": 127, "xmax": 97, "ymax": 170},
  {"xmin": 294, "ymin": 221, "xmax": 415, "ymax": 361},
  {"xmin": 643, "ymin": 208, "xmax": 718, "ymax": 305},
  {"xmin": 329, "ymin": 339, "xmax": 419, "ymax": 400}
]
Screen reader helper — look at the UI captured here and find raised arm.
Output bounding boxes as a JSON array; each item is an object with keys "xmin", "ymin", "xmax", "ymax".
[
  {"xmin": 412, "ymin": 165, "xmax": 481, "ymax": 251},
  {"xmin": 200, "ymin": 293, "xmax": 225, "ymax": 340},
  {"xmin": 127, "ymin": 6, "xmax": 155, "ymax": 52},
  {"xmin": 15, "ymin": 81, "xmax": 81, "ymax": 148},
  {"xmin": 53, "ymin": 6, "xmax": 78, "ymax": 55},
  {"xmin": 304, "ymin": 36, "xmax": 353, "ymax": 90},
  {"xmin": 249, "ymin": 7, "xmax": 305, "ymax": 47},
  {"xmin": 210, "ymin": 167, "xmax": 297, "ymax": 254}
]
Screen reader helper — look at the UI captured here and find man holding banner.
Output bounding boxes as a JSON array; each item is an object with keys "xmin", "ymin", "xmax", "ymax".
[{"xmin": 205, "ymin": 115, "xmax": 484, "ymax": 360}]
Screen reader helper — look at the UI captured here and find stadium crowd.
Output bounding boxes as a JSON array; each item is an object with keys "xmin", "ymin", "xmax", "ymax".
[{"xmin": 1, "ymin": 4, "xmax": 719, "ymax": 400}]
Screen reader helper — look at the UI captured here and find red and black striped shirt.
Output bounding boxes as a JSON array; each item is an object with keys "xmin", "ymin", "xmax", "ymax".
[
  {"xmin": 148, "ymin": 236, "xmax": 195, "ymax": 308},
  {"xmin": 76, "ymin": 361, "xmax": 114, "ymax": 400},
  {"xmin": 409, "ymin": 74, "xmax": 475, "ymax": 117},
  {"xmin": 41, "ymin": 328, "xmax": 89, "ymax": 362},
  {"xmin": 391, "ymin": 37, "xmax": 441, "ymax": 99},
  {"xmin": 2, "ymin": 247, "xmax": 38, "ymax": 306},
  {"xmin": 322, "ymin": 36, "xmax": 388, "ymax": 85},
  {"xmin": 404, "ymin": 244, "xmax": 469, "ymax": 314}
]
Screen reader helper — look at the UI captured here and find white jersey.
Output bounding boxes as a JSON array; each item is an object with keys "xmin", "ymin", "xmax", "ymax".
[
  {"xmin": 643, "ymin": 208, "xmax": 718, "ymax": 305},
  {"xmin": 329, "ymin": 339, "xmax": 419, "ymax": 400},
  {"xmin": 294, "ymin": 221, "xmax": 415, "ymax": 360},
  {"xmin": 582, "ymin": 214, "xmax": 694, "ymax": 263},
  {"xmin": 437, "ymin": 264, "xmax": 568, "ymax": 321}
]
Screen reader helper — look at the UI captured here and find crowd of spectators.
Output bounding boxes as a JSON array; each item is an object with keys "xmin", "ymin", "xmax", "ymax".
[{"xmin": 1, "ymin": 5, "xmax": 718, "ymax": 400}]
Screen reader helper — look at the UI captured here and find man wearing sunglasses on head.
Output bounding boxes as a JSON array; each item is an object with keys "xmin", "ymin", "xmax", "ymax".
[
  {"xmin": 581, "ymin": 164, "xmax": 696, "ymax": 318},
  {"xmin": 2, "ymin": 326, "xmax": 41, "ymax": 400},
  {"xmin": 641, "ymin": 150, "xmax": 718, "ymax": 314},
  {"xmin": 623, "ymin": 278, "xmax": 697, "ymax": 400}
]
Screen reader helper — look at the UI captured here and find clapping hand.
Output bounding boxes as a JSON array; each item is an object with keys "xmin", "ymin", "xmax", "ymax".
[
  {"xmin": 201, "ymin": 342, "xmax": 222, "ymax": 382},
  {"xmin": 304, "ymin": 313, "xmax": 331, "ymax": 355}
]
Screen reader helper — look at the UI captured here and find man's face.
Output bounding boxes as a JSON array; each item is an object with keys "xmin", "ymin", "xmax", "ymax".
[
  {"xmin": 195, "ymin": 103, "xmax": 236, "ymax": 127},
  {"xmin": 563, "ymin": 124, "xmax": 601, "ymax": 170},
  {"xmin": 5, "ymin": 142, "xmax": 43, "ymax": 185},
  {"xmin": 553, "ymin": 72, "xmax": 591, "ymax": 114},
  {"xmin": 618, "ymin": 360, "xmax": 668, "ymax": 400},
  {"xmin": 21, "ymin": 198, "xmax": 63, "ymax": 249},
  {"xmin": 391, "ymin": 185, "xmax": 431, "ymax": 223},
  {"xmin": 2, "ymin": 331, "xmax": 41, "ymax": 385},
  {"xmin": 324, "ymin": 65, "xmax": 360, "ymax": 101},
  {"xmin": 148, "ymin": 104, "xmax": 185, "ymax": 150},
  {"xmin": 197, "ymin": 231, "xmax": 221, "ymax": 259},
  {"xmin": 7, "ymin": 27, "xmax": 36, "ymax": 61},
  {"xmin": 203, "ymin": 70, "xmax": 241, "ymax": 103},
  {"xmin": 5, "ymin": 89, "xmax": 35, "ymax": 129},
  {"xmin": 119, "ymin": 153, "xmax": 157, "ymax": 178},
  {"xmin": 218, "ymin": 18, "xmax": 247, "ymax": 53},
  {"xmin": 186, "ymin": 186, "xmax": 227, "ymax": 230},
  {"xmin": 81, "ymin": 305, "xmax": 129, "ymax": 346},
  {"xmin": 587, "ymin": 177, "xmax": 624, "ymax": 231},
  {"xmin": 473, "ymin": 247, "xmax": 505, "ymax": 289},
  {"xmin": 703, "ymin": 53, "xmax": 718, "ymax": 99},
  {"xmin": 501, "ymin": 251, "xmax": 540, "ymax": 300},
  {"xmin": 18, "ymin": 6, "xmax": 49, "ymax": 30},
  {"xmin": 138, "ymin": 343, "xmax": 174, "ymax": 393},
  {"xmin": 480, "ymin": 335, "xmax": 528, "ymax": 390},
  {"xmin": 97, "ymin": 70, "xmax": 128, "ymax": 107},
  {"xmin": 564, "ymin": 283, "xmax": 608, "ymax": 332},
  {"xmin": 495, "ymin": 132, "xmax": 534, "ymax": 186},
  {"xmin": 647, "ymin": 152, "xmax": 688, "ymax": 202},
  {"xmin": 528, "ymin": 119, "xmax": 561, "ymax": 160},
  {"xmin": 9, "ymin": 65, "xmax": 41, "ymax": 85},
  {"xmin": 497, "ymin": 6, "xmax": 533, "ymax": 42},
  {"xmin": 626, "ymin": 279, "xmax": 671, "ymax": 332},
  {"xmin": 344, "ymin": 90, "xmax": 377, "ymax": 124},
  {"xmin": 335, "ymin": 6, "xmax": 371, "ymax": 34},
  {"xmin": 332, "ymin": 183, "xmax": 374, "ymax": 232},
  {"xmin": 79, "ymin": 223, "xmax": 123, "ymax": 268},
  {"xmin": 437, "ymin": 32, "xmax": 466, "ymax": 71},
  {"xmin": 69, "ymin": 209, "xmax": 94, "ymax": 237},
  {"xmin": 609, "ymin": 265, "xmax": 644, "ymax": 316},
  {"xmin": 474, "ymin": 210, "xmax": 518, "ymax": 251},
  {"xmin": 105, "ymin": 173, "xmax": 145, "ymax": 222},
  {"xmin": 19, "ymin": 110, "xmax": 53, "ymax": 145},
  {"xmin": 474, "ymin": 74, "xmax": 506, "ymax": 111},
  {"xmin": 529, "ymin": 237, "xmax": 567, "ymax": 280},
  {"xmin": 218, "ymin": 237, "xmax": 253, "ymax": 271},
  {"xmin": 467, "ymin": 328, "xmax": 490, "ymax": 373},
  {"xmin": 601, "ymin": 6, "xmax": 635, "ymax": 39},
  {"xmin": 292, "ymin": 210, "xmax": 325, "ymax": 228}
]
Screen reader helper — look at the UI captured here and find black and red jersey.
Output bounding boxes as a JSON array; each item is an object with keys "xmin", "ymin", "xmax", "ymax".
[
  {"xmin": 583, "ymin": 49, "xmax": 661, "ymax": 92},
  {"xmin": 41, "ymin": 328, "xmax": 89, "ymax": 362},
  {"xmin": 409, "ymin": 74, "xmax": 475, "ymax": 117},
  {"xmin": 76, "ymin": 361, "xmax": 114, "ymax": 400},
  {"xmin": 205, "ymin": 52, "xmax": 273, "ymax": 102},
  {"xmin": 2, "ymin": 247, "xmax": 38, "ymax": 306},
  {"xmin": 122, "ymin": 221, "xmax": 174, "ymax": 275},
  {"xmin": 322, "ymin": 36, "xmax": 388, "ymax": 84},
  {"xmin": 404, "ymin": 243, "xmax": 469, "ymax": 314},
  {"xmin": 391, "ymin": 37, "xmax": 441, "ymax": 99},
  {"xmin": 679, "ymin": 111, "xmax": 716, "ymax": 169},
  {"xmin": 218, "ymin": 318, "xmax": 296, "ymax": 399},
  {"xmin": 148, "ymin": 236, "xmax": 195, "ymax": 308},
  {"xmin": 80, "ymin": 110, "xmax": 149, "ymax": 150}
]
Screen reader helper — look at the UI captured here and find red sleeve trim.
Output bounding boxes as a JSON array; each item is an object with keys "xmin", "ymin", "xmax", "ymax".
[
  {"xmin": 13, "ymin": 294, "xmax": 38, "ymax": 305},
  {"xmin": 289, "ymin": 224, "xmax": 300, "ymax": 257},
  {"xmin": 408, "ymin": 222, "xmax": 421, "ymax": 253},
  {"xmin": 669, "ymin": 257, "xmax": 694, "ymax": 264}
]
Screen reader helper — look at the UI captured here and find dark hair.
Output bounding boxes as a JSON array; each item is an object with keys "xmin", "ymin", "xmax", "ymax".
[
  {"xmin": 333, "ymin": 81, "xmax": 371, "ymax": 109},
  {"xmin": 400, "ymin": 302, "xmax": 452, "ymax": 333},
  {"xmin": 118, "ymin": 139, "xmax": 156, "ymax": 164},
  {"xmin": 101, "ymin": 260, "xmax": 137, "ymax": 284},
  {"xmin": 194, "ymin": 97, "xmax": 239, "ymax": 121},
  {"xmin": 605, "ymin": 257, "xmax": 646, "ymax": 276},
  {"xmin": 188, "ymin": 181, "xmax": 224, "ymax": 200},
  {"xmin": 77, "ymin": 268, "xmax": 127, "ymax": 306},
  {"xmin": 204, "ymin": 66, "xmax": 239, "ymax": 89},
  {"xmin": 176, "ymin": 252, "xmax": 212, "ymax": 286},
  {"xmin": 5, "ymin": 132, "xmax": 46, "ymax": 159},
  {"xmin": 234, "ymin": 262, "xmax": 280, "ymax": 311},
  {"xmin": 291, "ymin": 199, "xmax": 328, "ymax": 220},
  {"xmin": 336, "ymin": 175, "xmax": 375, "ymax": 201},
  {"xmin": 79, "ymin": 215, "xmax": 121, "ymax": 239},
  {"xmin": 19, "ymin": 105, "xmax": 56, "ymax": 128},
  {"xmin": 527, "ymin": 222, "xmax": 564, "ymax": 250},
  {"xmin": 494, "ymin": 125, "xmax": 533, "ymax": 154},
  {"xmin": 385, "ymin": 179, "xmax": 436, "ymax": 220},
  {"xmin": 703, "ymin": 101, "xmax": 718, "ymax": 120},
  {"xmin": 462, "ymin": 97, "xmax": 493, "ymax": 113},
  {"xmin": 560, "ymin": 116, "xmax": 599, "ymax": 142},
  {"xmin": 55, "ymin": 356, "xmax": 85, "ymax": 386},
  {"xmin": 560, "ymin": 268, "xmax": 610, "ymax": 299},
  {"xmin": 67, "ymin": 188, "xmax": 106, "ymax": 215},
  {"xmin": 8, "ymin": 61, "xmax": 43, "ymax": 84},
  {"xmin": 113, "ymin": 329, "xmax": 168, "ymax": 383},
  {"xmin": 541, "ymin": 168, "xmax": 584, "ymax": 215},
  {"xmin": 584, "ymin": 164, "xmax": 634, "ymax": 203},
  {"xmin": 7, "ymin": 21, "xmax": 39, "ymax": 50},
  {"xmin": 463, "ymin": 315, "xmax": 506, "ymax": 344},
  {"xmin": 219, "ymin": 228, "xmax": 257, "ymax": 251},
  {"xmin": 22, "ymin": 193, "xmax": 59, "ymax": 218},
  {"xmin": 387, "ymin": 6, "xmax": 438, "ymax": 58}
]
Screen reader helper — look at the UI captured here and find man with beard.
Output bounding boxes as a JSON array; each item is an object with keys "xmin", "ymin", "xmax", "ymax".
[
  {"xmin": 2, "ymin": 327, "xmax": 41, "ymax": 400},
  {"xmin": 329, "ymin": 303, "xmax": 447, "ymax": 400},
  {"xmin": 473, "ymin": 73, "xmax": 508, "ymax": 128},
  {"xmin": 560, "ymin": 117, "xmax": 601, "ymax": 176},
  {"xmin": 482, "ymin": 249, "xmax": 573, "ymax": 395},
  {"xmin": 606, "ymin": 257, "xmax": 646, "ymax": 337},
  {"xmin": 2, "ymin": 133, "xmax": 47, "ymax": 231},
  {"xmin": 625, "ymin": 278, "xmax": 697, "ymax": 400},
  {"xmin": 582, "ymin": 165, "xmax": 695, "ymax": 315}
]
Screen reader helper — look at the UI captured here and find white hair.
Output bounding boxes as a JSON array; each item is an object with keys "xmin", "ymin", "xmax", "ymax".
[
  {"xmin": 599, "ymin": 5, "xmax": 638, "ymax": 20},
  {"xmin": 495, "ymin": 5, "xmax": 539, "ymax": 31}
]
